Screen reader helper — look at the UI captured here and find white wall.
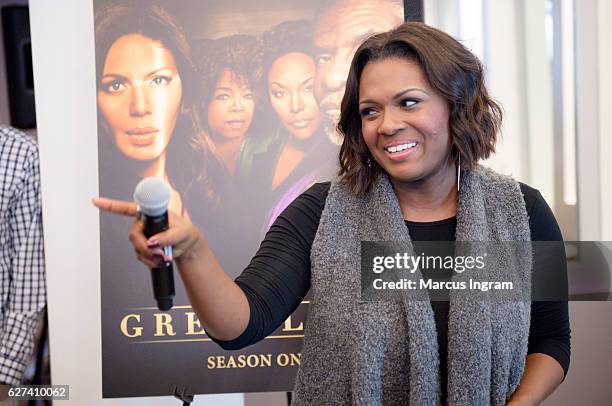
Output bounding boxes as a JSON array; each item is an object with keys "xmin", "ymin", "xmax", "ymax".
[
  {"xmin": 29, "ymin": 0, "xmax": 243, "ymax": 404},
  {"xmin": 481, "ymin": 0, "xmax": 530, "ymax": 181},
  {"xmin": 574, "ymin": 0, "xmax": 601, "ymax": 241},
  {"xmin": 521, "ymin": 0, "xmax": 555, "ymax": 206},
  {"xmin": 598, "ymin": 0, "xmax": 612, "ymax": 241}
]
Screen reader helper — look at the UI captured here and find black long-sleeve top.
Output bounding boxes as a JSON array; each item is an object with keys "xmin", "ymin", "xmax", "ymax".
[{"xmin": 212, "ymin": 182, "xmax": 571, "ymax": 388}]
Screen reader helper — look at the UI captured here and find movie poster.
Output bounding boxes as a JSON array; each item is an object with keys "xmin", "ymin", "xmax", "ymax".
[{"xmin": 95, "ymin": 0, "xmax": 406, "ymax": 397}]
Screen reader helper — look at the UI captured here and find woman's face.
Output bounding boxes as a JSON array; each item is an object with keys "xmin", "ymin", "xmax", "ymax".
[
  {"xmin": 358, "ymin": 57, "xmax": 451, "ymax": 184},
  {"xmin": 268, "ymin": 52, "xmax": 321, "ymax": 140},
  {"xmin": 97, "ymin": 34, "xmax": 182, "ymax": 161},
  {"xmin": 207, "ymin": 69, "xmax": 254, "ymax": 139}
]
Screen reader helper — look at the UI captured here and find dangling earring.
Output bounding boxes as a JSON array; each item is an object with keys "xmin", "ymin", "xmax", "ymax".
[
  {"xmin": 457, "ymin": 155, "xmax": 461, "ymax": 192},
  {"xmin": 367, "ymin": 157, "xmax": 372, "ymax": 168}
]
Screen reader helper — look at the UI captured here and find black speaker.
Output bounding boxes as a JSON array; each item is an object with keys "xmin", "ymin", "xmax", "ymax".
[{"xmin": 2, "ymin": 6, "xmax": 35, "ymax": 129}]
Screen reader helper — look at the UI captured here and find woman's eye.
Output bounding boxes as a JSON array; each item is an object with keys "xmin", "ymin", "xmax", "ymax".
[
  {"xmin": 150, "ymin": 76, "xmax": 171, "ymax": 86},
  {"xmin": 272, "ymin": 90, "xmax": 285, "ymax": 98},
  {"xmin": 244, "ymin": 92, "xmax": 254, "ymax": 100},
  {"xmin": 304, "ymin": 85, "xmax": 314, "ymax": 94},
  {"xmin": 359, "ymin": 108, "xmax": 377, "ymax": 118},
  {"xmin": 400, "ymin": 98, "xmax": 418, "ymax": 108},
  {"xmin": 104, "ymin": 81, "xmax": 125, "ymax": 93},
  {"xmin": 215, "ymin": 93, "xmax": 230, "ymax": 101}
]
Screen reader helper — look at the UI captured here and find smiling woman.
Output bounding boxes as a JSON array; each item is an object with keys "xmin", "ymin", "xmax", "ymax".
[
  {"xmin": 357, "ymin": 57, "xmax": 454, "ymax": 211},
  {"xmin": 95, "ymin": 1, "xmax": 217, "ymax": 215},
  {"xmin": 94, "ymin": 21, "xmax": 570, "ymax": 406},
  {"xmin": 338, "ymin": 24, "xmax": 502, "ymax": 199}
]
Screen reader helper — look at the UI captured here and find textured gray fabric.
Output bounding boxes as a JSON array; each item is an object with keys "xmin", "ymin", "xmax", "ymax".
[{"xmin": 291, "ymin": 165, "xmax": 532, "ymax": 405}]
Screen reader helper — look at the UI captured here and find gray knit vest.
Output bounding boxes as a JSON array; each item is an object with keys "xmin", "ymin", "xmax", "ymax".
[{"xmin": 291, "ymin": 165, "xmax": 532, "ymax": 405}]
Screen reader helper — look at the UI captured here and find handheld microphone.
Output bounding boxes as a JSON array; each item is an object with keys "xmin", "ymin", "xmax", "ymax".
[{"xmin": 133, "ymin": 177, "xmax": 175, "ymax": 311}]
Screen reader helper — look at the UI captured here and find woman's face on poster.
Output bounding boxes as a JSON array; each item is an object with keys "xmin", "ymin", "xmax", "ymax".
[
  {"xmin": 268, "ymin": 52, "xmax": 321, "ymax": 140},
  {"xmin": 207, "ymin": 69, "xmax": 255, "ymax": 139},
  {"xmin": 97, "ymin": 34, "xmax": 183, "ymax": 161}
]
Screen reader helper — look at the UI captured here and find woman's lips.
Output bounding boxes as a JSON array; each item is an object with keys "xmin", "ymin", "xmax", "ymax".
[
  {"xmin": 126, "ymin": 127, "xmax": 159, "ymax": 146},
  {"xmin": 290, "ymin": 118, "xmax": 313, "ymax": 129},
  {"xmin": 226, "ymin": 119, "xmax": 245, "ymax": 130},
  {"xmin": 383, "ymin": 141, "xmax": 419, "ymax": 162}
]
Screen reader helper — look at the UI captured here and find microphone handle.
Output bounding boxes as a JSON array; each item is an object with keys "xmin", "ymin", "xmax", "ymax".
[{"xmin": 143, "ymin": 212, "xmax": 175, "ymax": 311}]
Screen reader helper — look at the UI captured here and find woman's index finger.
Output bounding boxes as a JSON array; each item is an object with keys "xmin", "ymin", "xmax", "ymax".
[{"xmin": 92, "ymin": 197, "xmax": 138, "ymax": 217}]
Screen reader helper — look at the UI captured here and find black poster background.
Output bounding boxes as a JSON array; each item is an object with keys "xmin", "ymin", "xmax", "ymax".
[{"xmin": 95, "ymin": 0, "xmax": 414, "ymax": 398}]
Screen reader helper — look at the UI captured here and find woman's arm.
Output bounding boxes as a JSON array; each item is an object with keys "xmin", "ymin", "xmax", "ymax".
[
  {"xmin": 209, "ymin": 182, "xmax": 329, "ymax": 349},
  {"xmin": 93, "ymin": 182, "xmax": 329, "ymax": 346},
  {"xmin": 173, "ymin": 234, "xmax": 251, "ymax": 341},
  {"xmin": 507, "ymin": 353, "xmax": 565, "ymax": 405},
  {"xmin": 509, "ymin": 185, "xmax": 572, "ymax": 405}
]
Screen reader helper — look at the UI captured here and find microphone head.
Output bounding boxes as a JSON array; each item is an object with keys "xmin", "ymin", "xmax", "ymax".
[{"xmin": 133, "ymin": 177, "xmax": 171, "ymax": 217}]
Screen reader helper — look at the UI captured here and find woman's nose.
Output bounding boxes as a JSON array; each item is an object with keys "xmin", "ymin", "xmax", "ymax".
[
  {"xmin": 377, "ymin": 109, "xmax": 405, "ymax": 137},
  {"xmin": 129, "ymin": 85, "xmax": 151, "ymax": 117},
  {"xmin": 230, "ymin": 95, "xmax": 244, "ymax": 112},
  {"xmin": 290, "ymin": 91, "xmax": 304, "ymax": 113}
]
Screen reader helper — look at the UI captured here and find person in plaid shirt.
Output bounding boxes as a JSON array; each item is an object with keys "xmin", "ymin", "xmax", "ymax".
[{"xmin": 0, "ymin": 124, "xmax": 46, "ymax": 400}]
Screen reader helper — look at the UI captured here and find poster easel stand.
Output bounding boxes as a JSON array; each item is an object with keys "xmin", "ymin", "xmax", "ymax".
[{"xmin": 173, "ymin": 385, "xmax": 194, "ymax": 406}]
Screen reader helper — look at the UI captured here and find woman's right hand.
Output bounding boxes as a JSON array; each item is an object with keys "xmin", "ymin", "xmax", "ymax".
[
  {"xmin": 92, "ymin": 196, "xmax": 250, "ymax": 341},
  {"xmin": 92, "ymin": 197, "xmax": 205, "ymax": 268}
]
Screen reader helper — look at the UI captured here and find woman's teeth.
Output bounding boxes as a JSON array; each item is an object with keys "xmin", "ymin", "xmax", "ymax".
[{"xmin": 385, "ymin": 142, "xmax": 417, "ymax": 153}]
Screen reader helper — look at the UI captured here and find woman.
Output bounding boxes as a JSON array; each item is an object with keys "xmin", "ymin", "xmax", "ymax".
[
  {"xmin": 95, "ymin": 22, "xmax": 570, "ymax": 405},
  {"xmin": 196, "ymin": 35, "xmax": 261, "ymax": 178},
  {"xmin": 249, "ymin": 21, "xmax": 338, "ymax": 234},
  {"xmin": 259, "ymin": 20, "xmax": 324, "ymax": 189},
  {"xmin": 95, "ymin": 1, "xmax": 217, "ymax": 215}
]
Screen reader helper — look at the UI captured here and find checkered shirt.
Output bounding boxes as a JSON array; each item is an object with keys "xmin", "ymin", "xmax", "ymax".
[{"xmin": 0, "ymin": 125, "xmax": 46, "ymax": 385}]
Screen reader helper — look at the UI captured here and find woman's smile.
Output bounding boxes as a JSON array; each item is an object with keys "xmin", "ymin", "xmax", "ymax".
[{"xmin": 382, "ymin": 139, "xmax": 419, "ymax": 161}]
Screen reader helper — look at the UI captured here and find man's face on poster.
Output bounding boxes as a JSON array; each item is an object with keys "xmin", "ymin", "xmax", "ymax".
[{"xmin": 313, "ymin": 0, "xmax": 402, "ymax": 141}]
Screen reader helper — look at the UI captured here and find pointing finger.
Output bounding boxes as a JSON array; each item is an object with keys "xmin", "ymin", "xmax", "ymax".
[{"xmin": 92, "ymin": 197, "xmax": 138, "ymax": 217}]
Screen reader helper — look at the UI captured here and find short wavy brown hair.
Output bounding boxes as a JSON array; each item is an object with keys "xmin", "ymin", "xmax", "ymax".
[{"xmin": 338, "ymin": 22, "xmax": 502, "ymax": 195}]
